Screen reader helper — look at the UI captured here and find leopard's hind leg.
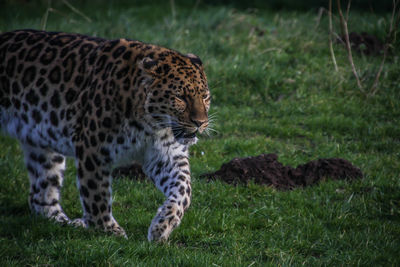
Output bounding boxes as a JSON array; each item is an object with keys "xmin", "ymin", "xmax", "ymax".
[{"xmin": 22, "ymin": 143, "xmax": 70, "ymax": 224}]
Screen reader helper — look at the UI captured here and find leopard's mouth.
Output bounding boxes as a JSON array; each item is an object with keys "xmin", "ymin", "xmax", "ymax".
[
  {"xmin": 172, "ymin": 128, "xmax": 197, "ymax": 140},
  {"xmin": 183, "ymin": 132, "xmax": 196, "ymax": 139}
]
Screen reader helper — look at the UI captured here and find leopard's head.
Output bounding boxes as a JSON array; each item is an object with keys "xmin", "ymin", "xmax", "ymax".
[{"xmin": 140, "ymin": 51, "xmax": 210, "ymax": 141}]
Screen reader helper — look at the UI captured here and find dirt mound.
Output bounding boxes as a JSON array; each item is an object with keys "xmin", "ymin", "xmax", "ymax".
[
  {"xmin": 113, "ymin": 154, "xmax": 363, "ymax": 190},
  {"xmin": 200, "ymin": 153, "xmax": 363, "ymax": 190}
]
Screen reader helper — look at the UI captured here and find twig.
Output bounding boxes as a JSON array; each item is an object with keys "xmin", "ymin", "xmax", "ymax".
[
  {"xmin": 41, "ymin": 9, "xmax": 50, "ymax": 30},
  {"xmin": 370, "ymin": 0, "xmax": 399, "ymax": 96},
  {"xmin": 329, "ymin": 0, "xmax": 339, "ymax": 72},
  {"xmin": 314, "ymin": 7, "xmax": 324, "ymax": 29},
  {"xmin": 345, "ymin": 0, "xmax": 351, "ymax": 21},
  {"xmin": 170, "ymin": 0, "xmax": 176, "ymax": 21},
  {"xmin": 337, "ymin": 0, "xmax": 363, "ymax": 91},
  {"xmin": 333, "ymin": 32, "xmax": 345, "ymax": 45},
  {"xmin": 41, "ymin": 0, "xmax": 91, "ymax": 30},
  {"xmin": 41, "ymin": 0, "xmax": 52, "ymax": 30},
  {"xmin": 62, "ymin": 0, "xmax": 92, "ymax": 22}
]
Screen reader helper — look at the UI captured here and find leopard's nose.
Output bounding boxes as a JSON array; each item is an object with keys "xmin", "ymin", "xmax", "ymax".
[
  {"xmin": 191, "ymin": 118, "xmax": 207, "ymax": 127},
  {"xmin": 191, "ymin": 119, "xmax": 208, "ymax": 133}
]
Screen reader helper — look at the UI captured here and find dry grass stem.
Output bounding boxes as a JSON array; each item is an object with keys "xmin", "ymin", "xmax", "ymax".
[
  {"xmin": 329, "ymin": 0, "xmax": 339, "ymax": 72},
  {"xmin": 62, "ymin": 0, "xmax": 92, "ymax": 23},
  {"xmin": 345, "ymin": 0, "xmax": 351, "ymax": 21},
  {"xmin": 170, "ymin": 0, "xmax": 176, "ymax": 21},
  {"xmin": 41, "ymin": 0, "xmax": 92, "ymax": 30},
  {"xmin": 337, "ymin": 0, "xmax": 363, "ymax": 92},
  {"xmin": 370, "ymin": 0, "xmax": 399, "ymax": 96},
  {"xmin": 41, "ymin": 0, "xmax": 51, "ymax": 30},
  {"xmin": 314, "ymin": 7, "xmax": 324, "ymax": 29}
]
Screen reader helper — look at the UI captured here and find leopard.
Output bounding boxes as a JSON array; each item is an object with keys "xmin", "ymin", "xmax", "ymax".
[{"xmin": 0, "ymin": 29, "xmax": 210, "ymax": 242}]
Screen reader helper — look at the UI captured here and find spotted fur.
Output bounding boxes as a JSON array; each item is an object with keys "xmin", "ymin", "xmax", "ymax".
[{"xmin": 0, "ymin": 29, "xmax": 210, "ymax": 241}]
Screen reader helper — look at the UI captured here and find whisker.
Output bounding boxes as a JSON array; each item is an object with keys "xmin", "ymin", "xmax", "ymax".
[
  {"xmin": 204, "ymin": 124, "xmax": 218, "ymax": 135},
  {"xmin": 206, "ymin": 128, "xmax": 218, "ymax": 134},
  {"xmin": 207, "ymin": 112, "xmax": 218, "ymax": 120}
]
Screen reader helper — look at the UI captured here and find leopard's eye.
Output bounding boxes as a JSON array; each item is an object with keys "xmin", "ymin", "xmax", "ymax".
[
  {"xmin": 174, "ymin": 95, "xmax": 186, "ymax": 112},
  {"xmin": 203, "ymin": 93, "xmax": 210, "ymax": 100},
  {"xmin": 175, "ymin": 95, "xmax": 186, "ymax": 102}
]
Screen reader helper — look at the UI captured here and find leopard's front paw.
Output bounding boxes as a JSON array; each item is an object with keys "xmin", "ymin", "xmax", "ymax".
[
  {"xmin": 70, "ymin": 217, "xmax": 127, "ymax": 238},
  {"xmin": 105, "ymin": 221, "xmax": 127, "ymax": 239},
  {"xmin": 70, "ymin": 218, "xmax": 88, "ymax": 228},
  {"xmin": 148, "ymin": 204, "xmax": 182, "ymax": 242},
  {"xmin": 48, "ymin": 210, "xmax": 70, "ymax": 224}
]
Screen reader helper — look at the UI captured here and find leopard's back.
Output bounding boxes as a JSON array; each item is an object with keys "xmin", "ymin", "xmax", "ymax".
[
  {"xmin": 0, "ymin": 29, "xmax": 105, "ymax": 101},
  {"xmin": 0, "ymin": 30, "xmax": 106, "ymax": 154}
]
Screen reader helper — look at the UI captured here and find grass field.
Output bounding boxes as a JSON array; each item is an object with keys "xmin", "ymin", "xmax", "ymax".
[{"xmin": 0, "ymin": 0, "xmax": 399, "ymax": 266}]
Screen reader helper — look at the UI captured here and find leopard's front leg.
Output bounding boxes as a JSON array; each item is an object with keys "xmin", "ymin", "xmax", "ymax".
[{"xmin": 143, "ymin": 141, "xmax": 192, "ymax": 242}]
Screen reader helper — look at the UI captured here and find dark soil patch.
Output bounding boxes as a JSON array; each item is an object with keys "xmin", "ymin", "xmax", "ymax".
[
  {"xmin": 337, "ymin": 32, "xmax": 384, "ymax": 55},
  {"xmin": 113, "ymin": 154, "xmax": 363, "ymax": 190},
  {"xmin": 200, "ymin": 153, "xmax": 363, "ymax": 190}
]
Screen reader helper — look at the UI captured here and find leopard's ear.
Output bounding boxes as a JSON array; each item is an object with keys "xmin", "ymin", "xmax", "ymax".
[
  {"xmin": 138, "ymin": 57, "xmax": 162, "ymax": 77},
  {"xmin": 186, "ymin": 53, "xmax": 202, "ymax": 67}
]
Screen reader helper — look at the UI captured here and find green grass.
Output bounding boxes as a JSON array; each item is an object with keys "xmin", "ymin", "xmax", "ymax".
[{"xmin": 1, "ymin": 0, "xmax": 399, "ymax": 266}]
